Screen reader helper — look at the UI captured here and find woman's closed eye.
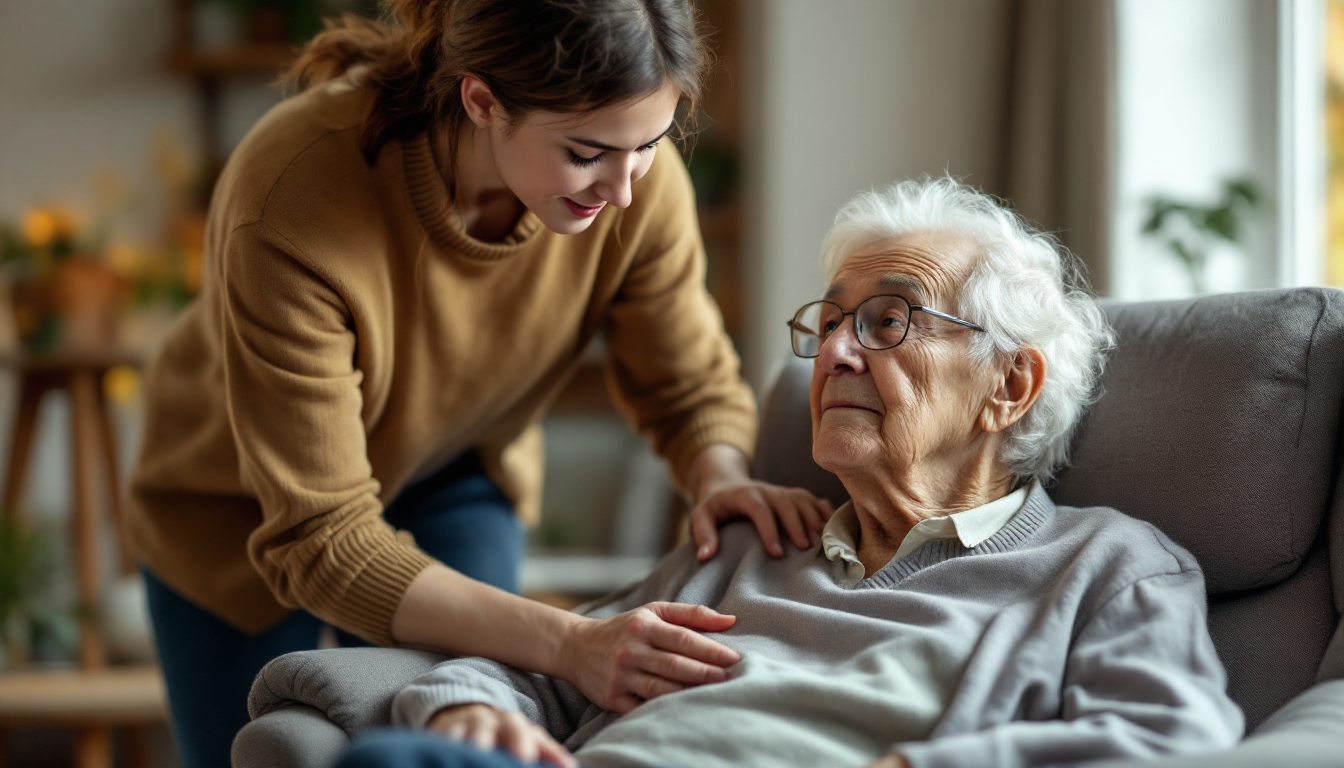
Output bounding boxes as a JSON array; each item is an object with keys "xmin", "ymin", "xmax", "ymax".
[{"xmin": 565, "ymin": 140, "xmax": 661, "ymax": 168}]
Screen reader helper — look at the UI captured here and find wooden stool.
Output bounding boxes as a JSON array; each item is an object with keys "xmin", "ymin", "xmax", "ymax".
[
  {"xmin": 0, "ymin": 349, "xmax": 166, "ymax": 768},
  {"xmin": 0, "ymin": 666, "xmax": 165, "ymax": 768}
]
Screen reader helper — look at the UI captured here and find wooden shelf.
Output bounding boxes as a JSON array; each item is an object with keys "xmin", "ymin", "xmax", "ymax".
[
  {"xmin": 165, "ymin": 43, "xmax": 294, "ymax": 78},
  {"xmin": 0, "ymin": 345, "xmax": 149, "ymax": 372},
  {"xmin": 0, "ymin": 665, "xmax": 167, "ymax": 727}
]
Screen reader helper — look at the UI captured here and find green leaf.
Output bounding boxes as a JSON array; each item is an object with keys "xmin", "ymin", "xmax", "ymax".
[
  {"xmin": 1141, "ymin": 199, "xmax": 1181, "ymax": 233},
  {"xmin": 1224, "ymin": 178, "xmax": 1261, "ymax": 208},
  {"xmin": 1204, "ymin": 207, "xmax": 1238, "ymax": 242},
  {"xmin": 1170, "ymin": 239, "xmax": 1204, "ymax": 270}
]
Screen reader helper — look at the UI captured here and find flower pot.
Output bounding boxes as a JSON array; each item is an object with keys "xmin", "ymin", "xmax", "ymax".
[
  {"xmin": 2, "ymin": 615, "xmax": 30, "ymax": 670},
  {"xmin": 10, "ymin": 276, "xmax": 59, "ymax": 353},
  {"xmin": 10, "ymin": 259, "xmax": 128, "ymax": 354}
]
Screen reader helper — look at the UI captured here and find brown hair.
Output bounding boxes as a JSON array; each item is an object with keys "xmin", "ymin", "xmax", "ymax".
[{"xmin": 288, "ymin": 0, "xmax": 709, "ymax": 174}]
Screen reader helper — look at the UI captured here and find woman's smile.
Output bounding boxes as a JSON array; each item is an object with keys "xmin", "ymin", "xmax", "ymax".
[{"xmin": 563, "ymin": 197, "xmax": 605, "ymax": 218}]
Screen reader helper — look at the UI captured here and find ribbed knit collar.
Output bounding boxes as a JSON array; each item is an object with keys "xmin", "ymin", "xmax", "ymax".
[
  {"xmin": 401, "ymin": 131, "xmax": 544, "ymax": 261},
  {"xmin": 857, "ymin": 483, "xmax": 1055, "ymax": 590},
  {"xmin": 822, "ymin": 483, "xmax": 1032, "ymax": 587}
]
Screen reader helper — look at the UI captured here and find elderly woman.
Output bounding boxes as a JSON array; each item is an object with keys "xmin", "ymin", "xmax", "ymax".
[{"xmin": 331, "ymin": 178, "xmax": 1243, "ymax": 768}]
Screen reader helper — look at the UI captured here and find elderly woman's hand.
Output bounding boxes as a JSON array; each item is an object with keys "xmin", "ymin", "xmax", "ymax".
[
  {"xmin": 428, "ymin": 703, "xmax": 576, "ymax": 767},
  {"xmin": 687, "ymin": 444, "xmax": 836, "ymax": 560},
  {"xmin": 559, "ymin": 602, "xmax": 741, "ymax": 714}
]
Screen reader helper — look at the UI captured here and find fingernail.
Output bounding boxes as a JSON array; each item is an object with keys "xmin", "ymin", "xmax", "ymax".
[{"xmin": 698, "ymin": 545, "xmax": 711, "ymax": 560}]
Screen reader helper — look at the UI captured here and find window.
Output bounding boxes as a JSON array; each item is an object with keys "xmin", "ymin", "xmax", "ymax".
[{"xmin": 1328, "ymin": 0, "xmax": 1344, "ymax": 286}]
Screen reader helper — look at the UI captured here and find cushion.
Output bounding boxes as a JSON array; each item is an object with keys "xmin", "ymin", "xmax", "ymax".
[
  {"xmin": 1207, "ymin": 542, "xmax": 1336, "ymax": 728},
  {"xmin": 754, "ymin": 360, "xmax": 848, "ymax": 505},
  {"xmin": 1053, "ymin": 288, "xmax": 1344, "ymax": 594}
]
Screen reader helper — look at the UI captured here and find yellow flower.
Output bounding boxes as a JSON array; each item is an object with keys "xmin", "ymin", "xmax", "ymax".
[
  {"xmin": 20, "ymin": 207, "xmax": 78, "ymax": 249},
  {"xmin": 103, "ymin": 366, "xmax": 141, "ymax": 404},
  {"xmin": 22, "ymin": 208, "xmax": 58, "ymax": 247},
  {"xmin": 106, "ymin": 243, "xmax": 143, "ymax": 276}
]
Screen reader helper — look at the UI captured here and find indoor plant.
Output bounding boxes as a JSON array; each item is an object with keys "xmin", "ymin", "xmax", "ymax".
[
  {"xmin": 1140, "ymin": 178, "xmax": 1263, "ymax": 295},
  {"xmin": 0, "ymin": 207, "xmax": 129, "ymax": 354},
  {"xmin": 0, "ymin": 515, "xmax": 66, "ymax": 668}
]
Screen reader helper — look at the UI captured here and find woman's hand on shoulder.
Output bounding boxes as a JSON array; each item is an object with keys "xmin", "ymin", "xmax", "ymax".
[
  {"xmin": 686, "ymin": 444, "xmax": 835, "ymax": 561},
  {"xmin": 428, "ymin": 703, "xmax": 575, "ymax": 768},
  {"xmin": 559, "ymin": 602, "xmax": 740, "ymax": 715}
]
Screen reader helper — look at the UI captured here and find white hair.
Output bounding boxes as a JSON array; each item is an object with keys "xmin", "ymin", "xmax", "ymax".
[{"xmin": 820, "ymin": 176, "xmax": 1115, "ymax": 483}]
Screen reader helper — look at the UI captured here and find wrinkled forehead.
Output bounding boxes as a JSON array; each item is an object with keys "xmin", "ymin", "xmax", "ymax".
[
  {"xmin": 825, "ymin": 232, "xmax": 981, "ymax": 305},
  {"xmin": 824, "ymin": 272, "xmax": 927, "ymax": 302}
]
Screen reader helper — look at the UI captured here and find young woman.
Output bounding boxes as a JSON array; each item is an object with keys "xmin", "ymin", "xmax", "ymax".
[{"xmin": 127, "ymin": 0, "xmax": 833, "ymax": 765}]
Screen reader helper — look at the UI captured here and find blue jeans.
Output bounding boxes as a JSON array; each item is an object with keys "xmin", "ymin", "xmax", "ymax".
[
  {"xmin": 145, "ymin": 452, "xmax": 523, "ymax": 768},
  {"xmin": 338, "ymin": 730, "xmax": 536, "ymax": 768}
]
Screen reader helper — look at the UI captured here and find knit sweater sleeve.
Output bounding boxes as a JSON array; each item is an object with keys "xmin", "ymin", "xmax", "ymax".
[
  {"xmin": 223, "ymin": 219, "xmax": 436, "ymax": 646},
  {"xmin": 602, "ymin": 149, "xmax": 757, "ymax": 488},
  {"xmin": 391, "ymin": 541, "xmax": 707, "ymax": 738},
  {"xmin": 391, "ymin": 656, "xmax": 601, "ymax": 744},
  {"xmin": 896, "ymin": 565, "xmax": 1245, "ymax": 768}
]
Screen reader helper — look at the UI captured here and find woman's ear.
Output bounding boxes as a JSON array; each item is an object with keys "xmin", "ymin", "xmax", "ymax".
[
  {"xmin": 979, "ymin": 347, "xmax": 1046, "ymax": 434},
  {"xmin": 460, "ymin": 75, "xmax": 504, "ymax": 128}
]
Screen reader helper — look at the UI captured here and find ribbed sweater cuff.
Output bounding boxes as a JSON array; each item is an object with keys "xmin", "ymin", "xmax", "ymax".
[
  {"xmin": 394, "ymin": 679, "xmax": 520, "ymax": 729},
  {"xmin": 663, "ymin": 408, "xmax": 758, "ymax": 489},
  {"xmin": 297, "ymin": 524, "xmax": 439, "ymax": 647}
]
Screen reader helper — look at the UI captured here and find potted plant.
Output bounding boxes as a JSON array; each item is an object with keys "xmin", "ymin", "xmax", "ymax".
[
  {"xmin": 0, "ymin": 207, "xmax": 129, "ymax": 355},
  {"xmin": 1140, "ymin": 178, "xmax": 1263, "ymax": 295},
  {"xmin": 0, "ymin": 515, "xmax": 63, "ymax": 668}
]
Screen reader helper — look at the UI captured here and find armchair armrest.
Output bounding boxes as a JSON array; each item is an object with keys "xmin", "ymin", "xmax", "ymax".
[
  {"xmin": 232, "ymin": 704, "xmax": 349, "ymax": 768},
  {"xmin": 1085, "ymin": 679, "xmax": 1344, "ymax": 768},
  {"xmin": 232, "ymin": 647, "xmax": 447, "ymax": 768}
]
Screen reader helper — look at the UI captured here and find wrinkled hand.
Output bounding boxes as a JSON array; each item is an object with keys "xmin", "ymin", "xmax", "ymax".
[
  {"xmin": 427, "ymin": 703, "xmax": 575, "ymax": 768},
  {"xmin": 690, "ymin": 479, "xmax": 835, "ymax": 561},
  {"xmin": 559, "ymin": 602, "xmax": 740, "ymax": 714}
]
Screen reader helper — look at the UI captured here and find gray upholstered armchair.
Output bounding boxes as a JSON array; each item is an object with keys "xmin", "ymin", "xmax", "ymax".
[{"xmin": 234, "ymin": 287, "xmax": 1344, "ymax": 768}]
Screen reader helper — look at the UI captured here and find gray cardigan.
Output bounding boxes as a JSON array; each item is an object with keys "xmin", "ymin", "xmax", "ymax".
[{"xmin": 393, "ymin": 486, "xmax": 1244, "ymax": 768}]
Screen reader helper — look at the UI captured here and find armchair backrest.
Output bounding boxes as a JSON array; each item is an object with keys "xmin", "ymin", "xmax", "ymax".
[{"xmin": 753, "ymin": 287, "xmax": 1344, "ymax": 731}]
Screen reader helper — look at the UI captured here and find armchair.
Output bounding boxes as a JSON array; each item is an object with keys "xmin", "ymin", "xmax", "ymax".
[{"xmin": 234, "ymin": 287, "xmax": 1344, "ymax": 768}]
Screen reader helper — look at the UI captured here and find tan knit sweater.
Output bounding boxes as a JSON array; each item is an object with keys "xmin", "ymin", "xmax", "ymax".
[{"xmin": 128, "ymin": 76, "xmax": 757, "ymax": 645}]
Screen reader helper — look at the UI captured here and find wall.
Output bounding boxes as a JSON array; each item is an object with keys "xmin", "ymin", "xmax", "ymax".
[
  {"xmin": 1110, "ymin": 0, "xmax": 1278, "ymax": 301},
  {"xmin": 0, "ymin": 0, "xmax": 280, "ymax": 226},
  {"xmin": 739, "ymin": 0, "xmax": 1014, "ymax": 390}
]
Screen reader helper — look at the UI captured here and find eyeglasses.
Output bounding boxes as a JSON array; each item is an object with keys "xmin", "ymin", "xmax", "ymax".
[{"xmin": 787, "ymin": 295, "xmax": 985, "ymax": 358}]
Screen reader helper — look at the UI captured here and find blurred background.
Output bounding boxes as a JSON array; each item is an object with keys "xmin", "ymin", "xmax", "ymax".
[{"xmin": 0, "ymin": 0, "xmax": 1339, "ymax": 765}]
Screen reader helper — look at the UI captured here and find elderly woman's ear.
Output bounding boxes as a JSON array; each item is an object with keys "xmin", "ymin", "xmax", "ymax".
[{"xmin": 979, "ymin": 347, "xmax": 1046, "ymax": 435}]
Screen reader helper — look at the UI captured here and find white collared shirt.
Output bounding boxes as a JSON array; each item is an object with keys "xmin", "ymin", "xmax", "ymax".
[{"xmin": 820, "ymin": 482, "xmax": 1033, "ymax": 587}]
